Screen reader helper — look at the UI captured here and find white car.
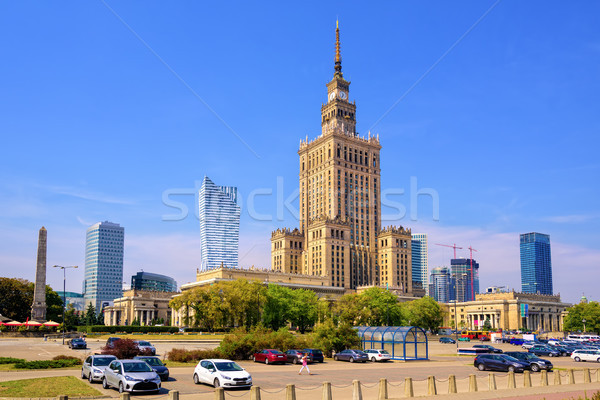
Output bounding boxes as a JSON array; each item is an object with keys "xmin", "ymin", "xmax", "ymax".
[
  {"xmin": 193, "ymin": 359, "xmax": 252, "ymax": 389},
  {"xmin": 364, "ymin": 349, "xmax": 392, "ymax": 362},
  {"xmin": 81, "ymin": 355, "xmax": 117, "ymax": 383},
  {"xmin": 571, "ymin": 349, "xmax": 600, "ymax": 363}
]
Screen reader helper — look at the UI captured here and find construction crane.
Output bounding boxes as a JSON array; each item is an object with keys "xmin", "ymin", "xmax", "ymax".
[
  {"xmin": 435, "ymin": 243, "xmax": 463, "ymax": 259},
  {"xmin": 468, "ymin": 246, "xmax": 478, "ymax": 301}
]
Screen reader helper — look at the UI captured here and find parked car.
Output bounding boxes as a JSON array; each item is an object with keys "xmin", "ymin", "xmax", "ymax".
[
  {"xmin": 102, "ymin": 359, "xmax": 161, "ymax": 394},
  {"xmin": 504, "ymin": 351, "xmax": 553, "ymax": 372},
  {"xmin": 252, "ymin": 349, "xmax": 287, "ymax": 365},
  {"xmin": 552, "ymin": 345, "xmax": 573, "ymax": 356},
  {"xmin": 134, "ymin": 340, "xmax": 156, "ymax": 355},
  {"xmin": 364, "ymin": 349, "xmax": 391, "ymax": 362},
  {"xmin": 458, "ymin": 337, "xmax": 471, "ymax": 342},
  {"xmin": 473, "ymin": 345, "xmax": 503, "ymax": 353},
  {"xmin": 439, "ymin": 337, "xmax": 456, "ymax": 344},
  {"xmin": 81, "ymin": 355, "xmax": 117, "ymax": 383},
  {"xmin": 571, "ymin": 349, "xmax": 600, "ymax": 363},
  {"xmin": 473, "ymin": 354, "xmax": 530, "ymax": 372},
  {"xmin": 285, "ymin": 350, "xmax": 312, "ymax": 364},
  {"xmin": 303, "ymin": 348, "xmax": 324, "ymax": 363},
  {"xmin": 521, "ymin": 341, "xmax": 538, "ymax": 349},
  {"xmin": 510, "ymin": 338, "xmax": 525, "ymax": 346},
  {"xmin": 134, "ymin": 356, "xmax": 169, "ymax": 381},
  {"xmin": 69, "ymin": 338, "xmax": 87, "ymax": 349},
  {"xmin": 333, "ymin": 349, "xmax": 369, "ymax": 363},
  {"xmin": 528, "ymin": 345, "xmax": 561, "ymax": 357},
  {"xmin": 193, "ymin": 359, "xmax": 252, "ymax": 389},
  {"xmin": 105, "ymin": 337, "xmax": 121, "ymax": 348}
]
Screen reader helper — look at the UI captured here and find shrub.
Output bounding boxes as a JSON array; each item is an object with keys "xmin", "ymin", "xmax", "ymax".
[
  {"xmin": 52, "ymin": 355, "xmax": 81, "ymax": 362},
  {"xmin": 100, "ymin": 338, "xmax": 143, "ymax": 359},
  {"xmin": 310, "ymin": 320, "xmax": 360, "ymax": 357},
  {"xmin": 166, "ymin": 348, "xmax": 224, "ymax": 363},
  {"xmin": 14, "ymin": 359, "xmax": 81, "ymax": 369},
  {"xmin": 0, "ymin": 357, "xmax": 25, "ymax": 364},
  {"xmin": 217, "ymin": 327, "xmax": 309, "ymax": 360}
]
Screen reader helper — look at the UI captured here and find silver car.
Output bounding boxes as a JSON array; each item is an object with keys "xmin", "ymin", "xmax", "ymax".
[
  {"xmin": 102, "ymin": 359, "xmax": 161, "ymax": 394},
  {"xmin": 134, "ymin": 340, "xmax": 156, "ymax": 355},
  {"xmin": 81, "ymin": 355, "xmax": 117, "ymax": 383}
]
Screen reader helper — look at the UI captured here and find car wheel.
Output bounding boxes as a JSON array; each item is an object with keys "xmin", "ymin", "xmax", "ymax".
[
  {"xmin": 88, "ymin": 373, "xmax": 94, "ymax": 383},
  {"xmin": 118, "ymin": 382, "xmax": 124, "ymax": 394},
  {"xmin": 252, "ymin": 355, "xmax": 256, "ymax": 362},
  {"xmin": 349, "ymin": 357, "xmax": 354, "ymax": 363},
  {"xmin": 319, "ymin": 360, "xmax": 323, "ymax": 363},
  {"xmin": 508, "ymin": 366, "xmax": 515, "ymax": 373},
  {"xmin": 333, "ymin": 355, "xmax": 338, "ymax": 361},
  {"xmin": 597, "ymin": 358, "xmax": 600, "ymax": 363},
  {"xmin": 477, "ymin": 363, "xmax": 485, "ymax": 371},
  {"xmin": 549, "ymin": 353, "xmax": 554, "ymax": 357},
  {"xmin": 531, "ymin": 364, "xmax": 540, "ymax": 372},
  {"xmin": 102, "ymin": 378, "xmax": 109, "ymax": 389},
  {"xmin": 574, "ymin": 356, "xmax": 581, "ymax": 362},
  {"xmin": 213, "ymin": 378, "xmax": 220, "ymax": 388},
  {"xmin": 193, "ymin": 373, "xmax": 200, "ymax": 384},
  {"xmin": 265, "ymin": 358, "xmax": 270, "ymax": 365},
  {"xmin": 292, "ymin": 357, "xmax": 298, "ymax": 365},
  {"xmin": 81, "ymin": 369, "xmax": 85, "ymax": 379},
  {"xmin": 371, "ymin": 357, "xmax": 377, "ymax": 362}
]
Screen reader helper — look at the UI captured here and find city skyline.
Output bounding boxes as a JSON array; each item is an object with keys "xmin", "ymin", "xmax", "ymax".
[{"xmin": 0, "ymin": 2, "xmax": 598, "ymax": 303}]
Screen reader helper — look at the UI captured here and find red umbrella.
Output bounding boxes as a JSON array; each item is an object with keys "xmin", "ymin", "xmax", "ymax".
[
  {"xmin": 5, "ymin": 321, "xmax": 22, "ymax": 326},
  {"xmin": 25, "ymin": 320, "xmax": 43, "ymax": 326},
  {"xmin": 43, "ymin": 321, "xmax": 60, "ymax": 326}
]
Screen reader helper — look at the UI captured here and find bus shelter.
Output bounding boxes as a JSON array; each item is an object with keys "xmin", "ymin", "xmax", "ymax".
[{"xmin": 357, "ymin": 326, "xmax": 428, "ymax": 361}]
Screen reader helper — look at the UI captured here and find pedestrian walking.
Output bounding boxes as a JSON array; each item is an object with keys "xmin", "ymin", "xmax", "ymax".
[{"xmin": 298, "ymin": 353, "xmax": 311, "ymax": 375}]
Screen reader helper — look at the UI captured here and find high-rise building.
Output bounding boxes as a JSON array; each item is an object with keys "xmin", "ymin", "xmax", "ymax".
[
  {"xmin": 429, "ymin": 267, "xmax": 450, "ymax": 303},
  {"xmin": 520, "ymin": 232, "xmax": 552, "ymax": 295},
  {"xmin": 411, "ymin": 233, "xmax": 429, "ymax": 296},
  {"xmin": 270, "ymin": 22, "xmax": 414, "ymax": 293},
  {"xmin": 199, "ymin": 176, "xmax": 241, "ymax": 271},
  {"xmin": 131, "ymin": 271, "xmax": 178, "ymax": 292},
  {"xmin": 449, "ymin": 258, "xmax": 480, "ymax": 302},
  {"xmin": 84, "ymin": 221, "xmax": 124, "ymax": 312}
]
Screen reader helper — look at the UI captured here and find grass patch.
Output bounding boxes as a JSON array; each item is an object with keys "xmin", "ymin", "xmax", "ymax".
[{"xmin": 0, "ymin": 376, "xmax": 102, "ymax": 397}]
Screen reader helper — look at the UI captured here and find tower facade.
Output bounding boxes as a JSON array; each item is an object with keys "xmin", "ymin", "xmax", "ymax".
[
  {"xmin": 270, "ymin": 22, "xmax": 413, "ymax": 292},
  {"xmin": 84, "ymin": 221, "xmax": 124, "ymax": 312},
  {"xmin": 411, "ymin": 233, "xmax": 429, "ymax": 296},
  {"xmin": 429, "ymin": 266, "xmax": 450, "ymax": 303},
  {"xmin": 520, "ymin": 232, "xmax": 552, "ymax": 295},
  {"xmin": 199, "ymin": 176, "xmax": 241, "ymax": 271},
  {"xmin": 449, "ymin": 258, "xmax": 479, "ymax": 302},
  {"xmin": 31, "ymin": 226, "xmax": 47, "ymax": 320}
]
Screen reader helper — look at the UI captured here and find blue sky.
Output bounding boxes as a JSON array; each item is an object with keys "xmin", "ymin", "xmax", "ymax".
[{"xmin": 0, "ymin": 1, "xmax": 598, "ymax": 304}]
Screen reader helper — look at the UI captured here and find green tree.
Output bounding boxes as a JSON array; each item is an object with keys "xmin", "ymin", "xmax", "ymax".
[
  {"xmin": 0, "ymin": 278, "xmax": 63, "ymax": 322},
  {"xmin": 83, "ymin": 303, "xmax": 98, "ymax": 326},
  {"xmin": 311, "ymin": 320, "xmax": 361, "ymax": 356},
  {"xmin": 564, "ymin": 301, "xmax": 600, "ymax": 334},
  {"xmin": 405, "ymin": 296, "xmax": 444, "ymax": 332},
  {"xmin": 263, "ymin": 285, "xmax": 293, "ymax": 330},
  {"xmin": 64, "ymin": 304, "xmax": 81, "ymax": 329},
  {"xmin": 334, "ymin": 287, "xmax": 406, "ymax": 326},
  {"xmin": 288, "ymin": 288, "xmax": 319, "ymax": 333},
  {"xmin": 45, "ymin": 286, "xmax": 64, "ymax": 322}
]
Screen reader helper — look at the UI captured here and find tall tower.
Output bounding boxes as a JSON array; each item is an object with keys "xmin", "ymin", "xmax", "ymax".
[
  {"xmin": 298, "ymin": 21, "xmax": 382, "ymax": 288},
  {"xmin": 411, "ymin": 233, "xmax": 429, "ymax": 295},
  {"xmin": 520, "ymin": 232, "xmax": 552, "ymax": 294},
  {"xmin": 31, "ymin": 226, "xmax": 47, "ymax": 320}
]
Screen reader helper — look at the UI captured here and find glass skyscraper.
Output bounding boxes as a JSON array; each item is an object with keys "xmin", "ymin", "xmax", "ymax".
[
  {"xmin": 449, "ymin": 258, "xmax": 480, "ymax": 302},
  {"xmin": 411, "ymin": 233, "xmax": 429, "ymax": 296},
  {"xmin": 131, "ymin": 271, "xmax": 177, "ymax": 292},
  {"xmin": 520, "ymin": 232, "xmax": 552, "ymax": 295},
  {"xmin": 199, "ymin": 176, "xmax": 241, "ymax": 271},
  {"xmin": 83, "ymin": 221, "xmax": 124, "ymax": 312},
  {"xmin": 429, "ymin": 266, "xmax": 450, "ymax": 303}
]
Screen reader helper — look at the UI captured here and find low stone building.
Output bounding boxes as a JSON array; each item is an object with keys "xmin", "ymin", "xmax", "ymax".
[
  {"xmin": 441, "ymin": 291, "xmax": 571, "ymax": 333},
  {"xmin": 104, "ymin": 289, "xmax": 177, "ymax": 326}
]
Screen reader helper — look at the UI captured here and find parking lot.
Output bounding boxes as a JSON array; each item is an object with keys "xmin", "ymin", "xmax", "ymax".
[{"xmin": 1, "ymin": 337, "xmax": 600, "ymax": 399}]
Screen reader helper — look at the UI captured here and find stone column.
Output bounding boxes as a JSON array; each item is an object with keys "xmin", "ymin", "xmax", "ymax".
[{"xmin": 31, "ymin": 227, "xmax": 47, "ymax": 321}]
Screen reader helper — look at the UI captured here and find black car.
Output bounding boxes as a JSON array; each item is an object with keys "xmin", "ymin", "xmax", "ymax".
[
  {"xmin": 474, "ymin": 354, "xmax": 530, "ymax": 372},
  {"xmin": 439, "ymin": 337, "xmax": 456, "ymax": 344},
  {"xmin": 285, "ymin": 350, "xmax": 312, "ymax": 364},
  {"xmin": 133, "ymin": 356, "xmax": 169, "ymax": 381},
  {"xmin": 528, "ymin": 345, "xmax": 561, "ymax": 357},
  {"xmin": 303, "ymin": 348, "xmax": 324, "ymax": 363},
  {"xmin": 504, "ymin": 351, "xmax": 553, "ymax": 372},
  {"xmin": 473, "ymin": 344, "xmax": 503, "ymax": 353},
  {"xmin": 69, "ymin": 338, "xmax": 87, "ymax": 349},
  {"xmin": 333, "ymin": 349, "xmax": 368, "ymax": 363},
  {"xmin": 551, "ymin": 345, "xmax": 572, "ymax": 356}
]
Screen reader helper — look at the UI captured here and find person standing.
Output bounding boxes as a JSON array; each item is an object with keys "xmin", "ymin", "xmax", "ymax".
[{"xmin": 298, "ymin": 353, "xmax": 311, "ymax": 375}]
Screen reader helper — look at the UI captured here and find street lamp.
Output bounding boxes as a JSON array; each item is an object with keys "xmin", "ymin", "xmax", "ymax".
[
  {"xmin": 454, "ymin": 274, "xmax": 468, "ymax": 351},
  {"xmin": 53, "ymin": 265, "xmax": 78, "ymax": 345},
  {"xmin": 583, "ymin": 319, "xmax": 586, "ymax": 333}
]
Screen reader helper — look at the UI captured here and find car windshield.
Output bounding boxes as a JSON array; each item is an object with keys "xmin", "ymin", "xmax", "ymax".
[
  {"xmin": 93, "ymin": 357, "xmax": 115, "ymax": 366},
  {"xmin": 140, "ymin": 358, "xmax": 163, "ymax": 366},
  {"xmin": 123, "ymin": 362, "xmax": 153, "ymax": 372},
  {"xmin": 137, "ymin": 341, "xmax": 151, "ymax": 346},
  {"xmin": 501, "ymin": 355, "xmax": 520, "ymax": 362},
  {"xmin": 73, "ymin": 339, "xmax": 84, "ymax": 343},
  {"xmin": 215, "ymin": 362, "xmax": 243, "ymax": 372},
  {"xmin": 308, "ymin": 350, "xmax": 322, "ymax": 355}
]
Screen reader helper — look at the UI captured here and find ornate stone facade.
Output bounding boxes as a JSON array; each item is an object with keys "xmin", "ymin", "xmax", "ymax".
[
  {"xmin": 377, "ymin": 226, "xmax": 412, "ymax": 294},
  {"xmin": 104, "ymin": 289, "xmax": 176, "ymax": 326}
]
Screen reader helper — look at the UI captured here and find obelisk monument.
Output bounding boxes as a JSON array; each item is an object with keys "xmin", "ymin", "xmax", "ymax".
[{"xmin": 31, "ymin": 227, "xmax": 47, "ymax": 320}]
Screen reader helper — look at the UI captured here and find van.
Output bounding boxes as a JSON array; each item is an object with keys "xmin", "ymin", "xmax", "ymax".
[{"xmin": 567, "ymin": 335, "xmax": 584, "ymax": 342}]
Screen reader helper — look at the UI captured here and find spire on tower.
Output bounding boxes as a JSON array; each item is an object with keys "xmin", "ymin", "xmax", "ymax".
[{"xmin": 334, "ymin": 20, "xmax": 342, "ymax": 77}]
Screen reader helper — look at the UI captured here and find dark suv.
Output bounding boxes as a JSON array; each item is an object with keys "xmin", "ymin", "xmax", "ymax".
[
  {"xmin": 474, "ymin": 354, "xmax": 530, "ymax": 372},
  {"xmin": 504, "ymin": 351, "xmax": 553, "ymax": 372},
  {"xmin": 303, "ymin": 348, "xmax": 324, "ymax": 363}
]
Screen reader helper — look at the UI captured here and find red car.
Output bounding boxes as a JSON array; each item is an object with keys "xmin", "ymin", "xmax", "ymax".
[{"xmin": 252, "ymin": 349, "xmax": 287, "ymax": 365}]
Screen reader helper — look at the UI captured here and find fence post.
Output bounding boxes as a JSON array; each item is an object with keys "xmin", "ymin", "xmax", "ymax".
[
  {"xmin": 524, "ymin": 370, "xmax": 531, "ymax": 387},
  {"xmin": 169, "ymin": 390, "xmax": 179, "ymax": 400},
  {"xmin": 507, "ymin": 371, "xmax": 516, "ymax": 389},
  {"xmin": 250, "ymin": 386, "xmax": 261, "ymax": 400},
  {"xmin": 568, "ymin": 369, "xmax": 575, "ymax": 385},
  {"xmin": 322, "ymin": 382, "xmax": 332, "ymax": 400},
  {"xmin": 448, "ymin": 375, "xmax": 457, "ymax": 394},
  {"xmin": 584, "ymin": 368, "xmax": 591, "ymax": 383},
  {"xmin": 540, "ymin": 370, "xmax": 548, "ymax": 386},
  {"xmin": 215, "ymin": 388, "xmax": 225, "ymax": 400},
  {"xmin": 427, "ymin": 376, "xmax": 437, "ymax": 396},
  {"xmin": 120, "ymin": 393, "xmax": 130, "ymax": 400},
  {"xmin": 352, "ymin": 380, "xmax": 362, "ymax": 400},
  {"xmin": 488, "ymin": 373, "xmax": 497, "ymax": 390},
  {"xmin": 286, "ymin": 384, "xmax": 297, "ymax": 400},
  {"xmin": 469, "ymin": 374, "xmax": 478, "ymax": 392},
  {"xmin": 554, "ymin": 370, "xmax": 561, "ymax": 385},
  {"xmin": 404, "ymin": 377, "xmax": 414, "ymax": 398},
  {"xmin": 378, "ymin": 378, "xmax": 388, "ymax": 400}
]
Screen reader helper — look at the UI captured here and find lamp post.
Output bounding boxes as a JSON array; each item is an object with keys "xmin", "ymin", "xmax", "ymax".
[
  {"xmin": 454, "ymin": 274, "xmax": 467, "ymax": 351},
  {"xmin": 583, "ymin": 319, "xmax": 586, "ymax": 333},
  {"xmin": 53, "ymin": 265, "xmax": 78, "ymax": 345}
]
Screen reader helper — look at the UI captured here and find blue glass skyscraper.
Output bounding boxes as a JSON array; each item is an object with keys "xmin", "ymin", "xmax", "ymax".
[
  {"xmin": 449, "ymin": 258, "xmax": 479, "ymax": 302},
  {"xmin": 411, "ymin": 233, "xmax": 429, "ymax": 296},
  {"xmin": 520, "ymin": 232, "xmax": 552, "ymax": 294},
  {"xmin": 199, "ymin": 176, "xmax": 241, "ymax": 271},
  {"xmin": 429, "ymin": 266, "xmax": 450, "ymax": 303},
  {"xmin": 83, "ymin": 221, "xmax": 124, "ymax": 312}
]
